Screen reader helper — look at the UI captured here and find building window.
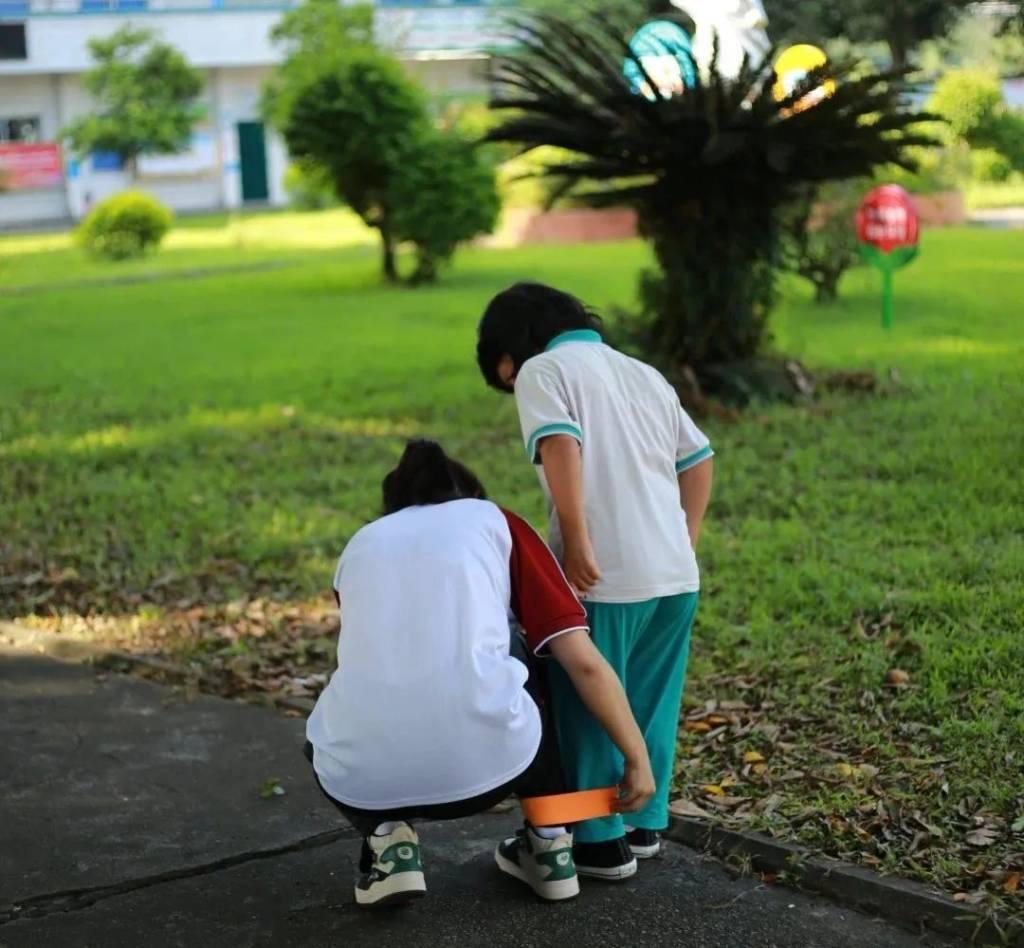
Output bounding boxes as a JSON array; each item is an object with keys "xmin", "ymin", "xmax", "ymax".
[
  {"xmin": 0, "ymin": 23, "xmax": 28, "ymax": 61},
  {"xmin": 0, "ymin": 117, "xmax": 41, "ymax": 143}
]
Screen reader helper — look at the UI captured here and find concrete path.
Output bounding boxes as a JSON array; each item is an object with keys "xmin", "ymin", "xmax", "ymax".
[
  {"xmin": 969, "ymin": 206, "xmax": 1024, "ymax": 229},
  {"xmin": 0, "ymin": 652, "xmax": 964, "ymax": 948}
]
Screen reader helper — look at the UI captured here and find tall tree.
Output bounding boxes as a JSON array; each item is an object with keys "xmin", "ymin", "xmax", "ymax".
[
  {"xmin": 764, "ymin": 0, "xmax": 975, "ymax": 68},
  {"xmin": 278, "ymin": 47, "xmax": 429, "ymax": 282},
  {"xmin": 261, "ymin": 0, "xmax": 375, "ymax": 127},
  {"xmin": 62, "ymin": 26, "xmax": 203, "ymax": 175}
]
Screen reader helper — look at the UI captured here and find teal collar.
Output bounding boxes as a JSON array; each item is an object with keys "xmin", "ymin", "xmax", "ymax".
[{"xmin": 545, "ymin": 329, "xmax": 603, "ymax": 352}]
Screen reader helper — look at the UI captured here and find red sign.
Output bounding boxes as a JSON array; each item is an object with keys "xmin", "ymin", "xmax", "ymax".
[
  {"xmin": 855, "ymin": 184, "xmax": 920, "ymax": 254},
  {"xmin": 0, "ymin": 143, "xmax": 63, "ymax": 191}
]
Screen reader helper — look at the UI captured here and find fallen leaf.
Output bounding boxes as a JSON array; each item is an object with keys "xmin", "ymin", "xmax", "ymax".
[
  {"xmin": 966, "ymin": 827, "xmax": 998, "ymax": 848},
  {"xmin": 703, "ymin": 784, "xmax": 726, "ymax": 796},
  {"xmin": 953, "ymin": 892, "xmax": 969, "ymax": 903},
  {"xmin": 685, "ymin": 721, "xmax": 712, "ymax": 733},
  {"xmin": 669, "ymin": 799, "xmax": 713, "ymax": 820},
  {"xmin": 753, "ymin": 763, "xmax": 769, "ymax": 775},
  {"xmin": 1004, "ymin": 872, "xmax": 1021, "ymax": 893},
  {"xmin": 885, "ymin": 668, "xmax": 911, "ymax": 687},
  {"xmin": 259, "ymin": 777, "xmax": 286, "ymax": 799},
  {"xmin": 858, "ymin": 764, "xmax": 880, "ymax": 781},
  {"xmin": 836, "ymin": 763, "xmax": 856, "ymax": 778},
  {"xmin": 743, "ymin": 751, "xmax": 765, "ymax": 764}
]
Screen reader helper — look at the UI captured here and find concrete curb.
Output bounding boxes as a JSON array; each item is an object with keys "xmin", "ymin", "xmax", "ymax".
[{"xmin": 667, "ymin": 816, "xmax": 1023, "ymax": 947}]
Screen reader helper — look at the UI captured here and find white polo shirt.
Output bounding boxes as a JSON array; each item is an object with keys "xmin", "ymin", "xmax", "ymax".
[
  {"xmin": 306, "ymin": 498, "xmax": 587, "ymax": 810},
  {"xmin": 514, "ymin": 330, "xmax": 713, "ymax": 604}
]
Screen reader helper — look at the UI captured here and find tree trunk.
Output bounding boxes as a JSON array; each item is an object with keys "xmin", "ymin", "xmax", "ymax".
[
  {"xmin": 814, "ymin": 276, "xmax": 839, "ymax": 304},
  {"xmin": 639, "ymin": 194, "xmax": 778, "ymax": 370},
  {"xmin": 409, "ymin": 248, "xmax": 437, "ymax": 285},
  {"xmin": 379, "ymin": 223, "xmax": 399, "ymax": 284},
  {"xmin": 886, "ymin": 9, "xmax": 912, "ymax": 69}
]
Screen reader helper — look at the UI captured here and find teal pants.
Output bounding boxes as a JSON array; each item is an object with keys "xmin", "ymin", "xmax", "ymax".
[{"xmin": 548, "ymin": 592, "xmax": 698, "ymax": 844}]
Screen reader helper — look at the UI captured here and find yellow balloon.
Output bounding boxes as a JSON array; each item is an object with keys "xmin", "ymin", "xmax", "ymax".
[{"xmin": 773, "ymin": 44, "xmax": 835, "ymax": 113}]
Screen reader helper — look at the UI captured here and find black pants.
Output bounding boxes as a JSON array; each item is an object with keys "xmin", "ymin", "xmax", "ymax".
[{"xmin": 304, "ymin": 632, "xmax": 567, "ymax": 836}]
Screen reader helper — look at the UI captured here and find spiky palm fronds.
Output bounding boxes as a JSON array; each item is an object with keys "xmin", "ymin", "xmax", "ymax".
[
  {"xmin": 486, "ymin": 12, "xmax": 936, "ymax": 370},
  {"xmin": 489, "ymin": 12, "xmax": 933, "ymax": 210}
]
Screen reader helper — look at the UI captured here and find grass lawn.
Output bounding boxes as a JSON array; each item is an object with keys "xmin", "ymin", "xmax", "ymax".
[
  {"xmin": 0, "ymin": 208, "xmax": 373, "ymax": 290},
  {"xmin": 2, "ymin": 216, "xmax": 1022, "ymax": 919}
]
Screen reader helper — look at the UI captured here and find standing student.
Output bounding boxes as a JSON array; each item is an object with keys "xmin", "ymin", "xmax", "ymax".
[
  {"xmin": 476, "ymin": 283, "xmax": 714, "ymax": 880},
  {"xmin": 305, "ymin": 439, "xmax": 655, "ymax": 907}
]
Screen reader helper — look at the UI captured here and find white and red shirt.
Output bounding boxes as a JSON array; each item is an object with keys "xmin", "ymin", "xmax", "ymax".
[
  {"xmin": 513, "ymin": 330, "xmax": 714, "ymax": 603},
  {"xmin": 306, "ymin": 498, "xmax": 586, "ymax": 810}
]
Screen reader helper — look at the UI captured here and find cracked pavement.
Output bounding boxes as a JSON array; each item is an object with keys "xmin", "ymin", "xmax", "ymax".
[{"xmin": 0, "ymin": 652, "xmax": 965, "ymax": 947}]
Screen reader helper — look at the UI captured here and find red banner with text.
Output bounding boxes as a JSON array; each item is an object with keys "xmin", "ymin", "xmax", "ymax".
[{"xmin": 0, "ymin": 143, "xmax": 64, "ymax": 191}]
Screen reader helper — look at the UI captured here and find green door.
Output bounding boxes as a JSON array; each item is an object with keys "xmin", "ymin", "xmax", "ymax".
[{"xmin": 237, "ymin": 121, "xmax": 269, "ymax": 202}]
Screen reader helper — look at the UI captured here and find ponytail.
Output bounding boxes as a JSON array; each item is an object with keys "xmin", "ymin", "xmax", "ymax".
[{"xmin": 381, "ymin": 440, "xmax": 487, "ymax": 514}]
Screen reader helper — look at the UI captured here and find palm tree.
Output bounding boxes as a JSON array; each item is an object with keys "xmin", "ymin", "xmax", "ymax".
[{"xmin": 487, "ymin": 12, "xmax": 934, "ymax": 381}]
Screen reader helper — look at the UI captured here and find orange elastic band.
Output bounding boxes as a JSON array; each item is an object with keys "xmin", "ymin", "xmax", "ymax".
[{"xmin": 521, "ymin": 787, "xmax": 619, "ymax": 826}]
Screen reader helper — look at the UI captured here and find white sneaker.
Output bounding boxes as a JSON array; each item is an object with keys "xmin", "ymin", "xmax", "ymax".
[
  {"xmin": 495, "ymin": 825, "xmax": 580, "ymax": 901},
  {"xmin": 354, "ymin": 823, "xmax": 427, "ymax": 908}
]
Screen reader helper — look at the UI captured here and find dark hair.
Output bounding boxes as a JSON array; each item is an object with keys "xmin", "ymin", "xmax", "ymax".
[
  {"xmin": 476, "ymin": 282, "xmax": 602, "ymax": 391},
  {"xmin": 382, "ymin": 440, "xmax": 487, "ymax": 515}
]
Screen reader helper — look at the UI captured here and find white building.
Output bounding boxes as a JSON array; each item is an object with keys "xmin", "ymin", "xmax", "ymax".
[{"xmin": 0, "ymin": 0, "xmax": 504, "ymax": 227}]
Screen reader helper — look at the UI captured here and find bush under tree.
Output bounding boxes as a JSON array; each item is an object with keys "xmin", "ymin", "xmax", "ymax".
[
  {"xmin": 62, "ymin": 26, "xmax": 203, "ymax": 176},
  {"xmin": 391, "ymin": 128, "xmax": 501, "ymax": 284},
  {"xmin": 77, "ymin": 191, "xmax": 173, "ymax": 260},
  {"xmin": 486, "ymin": 13, "xmax": 933, "ymax": 390},
  {"xmin": 780, "ymin": 181, "xmax": 865, "ymax": 304}
]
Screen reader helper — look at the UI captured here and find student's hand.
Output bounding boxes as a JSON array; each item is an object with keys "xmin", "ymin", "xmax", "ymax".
[
  {"xmin": 563, "ymin": 534, "xmax": 602, "ymax": 597},
  {"xmin": 616, "ymin": 754, "xmax": 656, "ymax": 813}
]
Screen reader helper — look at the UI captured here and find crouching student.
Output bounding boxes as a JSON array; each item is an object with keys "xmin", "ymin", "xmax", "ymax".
[{"xmin": 305, "ymin": 439, "xmax": 655, "ymax": 908}]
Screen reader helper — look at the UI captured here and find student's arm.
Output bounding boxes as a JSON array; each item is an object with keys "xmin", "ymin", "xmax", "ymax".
[
  {"xmin": 547, "ymin": 631, "xmax": 655, "ymax": 811},
  {"xmin": 678, "ymin": 456, "xmax": 713, "ymax": 550},
  {"xmin": 674, "ymin": 398, "xmax": 714, "ymax": 551},
  {"xmin": 538, "ymin": 434, "xmax": 601, "ymax": 596},
  {"xmin": 502, "ymin": 508, "xmax": 654, "ymax": 812}
]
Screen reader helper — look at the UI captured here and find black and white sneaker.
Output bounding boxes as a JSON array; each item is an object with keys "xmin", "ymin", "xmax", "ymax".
[
  {"xmin": 626, "ymin": 828, "xmax": 662, "ymax": 859},
  {"xmin": 495, "ymin": 825, "xmax": 580, "ymax": 901},
  {"xmin": 572, "ymin": 836, "xmax": 637, "ymax": 880},
  {"xmin": 354, "ymin": 823, "xmax": 427, "ymax": 908}
]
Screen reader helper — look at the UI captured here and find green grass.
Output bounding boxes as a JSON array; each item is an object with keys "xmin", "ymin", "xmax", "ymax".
[
  {"xmin": 1, "ymin": 215, "xmax": 1023, "ymax": 915},
  {"xmin": 0, "ymin": 207, "xmax": 373, "ymax": 290}
]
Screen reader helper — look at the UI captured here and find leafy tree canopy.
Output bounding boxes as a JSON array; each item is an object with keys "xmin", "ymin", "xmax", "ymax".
[{"xmin": 62, "ymin": 26, "xmax": 203, "ymax": 169}]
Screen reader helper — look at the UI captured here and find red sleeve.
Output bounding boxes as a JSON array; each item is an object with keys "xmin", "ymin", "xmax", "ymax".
[{"xmin": 501, "ymin": 508, "xmax": 589, "ymax": 656}]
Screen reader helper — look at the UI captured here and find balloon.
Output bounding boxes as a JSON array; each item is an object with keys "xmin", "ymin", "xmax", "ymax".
[
  {"xmin": 623, "ymin": 20, "xmax": 697, "ymax": 101},
  {"xmin": 773, "ymin": 44, "xmax": 835, "ymax": 114}
]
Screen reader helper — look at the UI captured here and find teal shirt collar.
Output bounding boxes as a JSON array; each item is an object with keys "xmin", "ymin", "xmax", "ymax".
[{"xmin": 545, "ymin": 329, "xmax": 603, "ymax": 352}]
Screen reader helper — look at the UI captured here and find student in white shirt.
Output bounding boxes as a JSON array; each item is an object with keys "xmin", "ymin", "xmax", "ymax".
[
  {"xmin": 305, "ymin": 440, "xmax": 655, "ymax": 907},
  {"xmin": 477, "ymin": 284, "xmax": 714, "ymax": 880}
]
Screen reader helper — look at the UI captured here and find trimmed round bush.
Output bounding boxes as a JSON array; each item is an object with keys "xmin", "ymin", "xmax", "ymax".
[
  {"xmin": 78, "ymin": 190, "xmax": 173, "ymax": 260},
  {"xmin": 971, "ymin": 148, "xmax": 1013, "ymax": 184}
]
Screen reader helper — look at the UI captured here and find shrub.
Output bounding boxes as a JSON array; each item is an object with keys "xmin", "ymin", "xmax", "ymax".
[
  {"xmin": 390, "ymin": 129, "xmax": 501, "ymax": 284},
  {"xmin": 928, "ymin": 69, "xmax": 1004, "ymax": 146},
  {"xmin": 283, "ymin": 158, "xmax": 335, "ymax": 210},
  {"xmin": 971, "ymin": 147, "xmax": 1013, "ymax": 183},
  {"xmin": 992, "ymin": 111, "xmax": 1024, "ymax": 172},
  {"xmin": 77, "ymin": 190, "xmax": 173, "ymax": 260},
  {"xmin": 780, "ymin": 180, "xmax": 865, "ymax": 304}
]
